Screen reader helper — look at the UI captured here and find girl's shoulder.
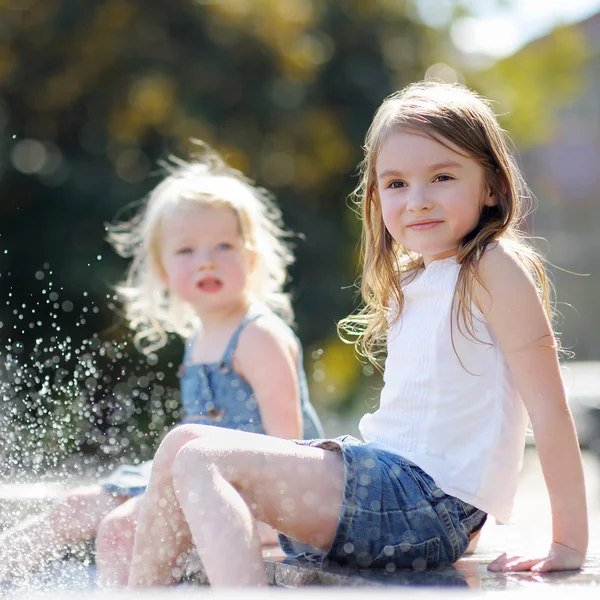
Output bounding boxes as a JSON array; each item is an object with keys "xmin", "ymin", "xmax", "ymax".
[
  {"xmin": 477, "ymin": 240, "xmax": 534, "ymax": 279},
  {"xmin": 232, "ymin": 314, "xmax": 300, "ymax": 384},
  {"xmin": 237, "ymin": 311, "xmax": 299, "ymax": 362},
  {"xmin": 474, "ymin": 240, "xmax": 541, "ymax": 313}
]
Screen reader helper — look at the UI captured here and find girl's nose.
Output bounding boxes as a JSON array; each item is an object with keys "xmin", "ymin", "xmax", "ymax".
[
  {"xmin": 406, "ymin": 187, "xmax": 433, "ymax": 212},
  {"xmin": 195, "ymin": 250, "xmax": 215, "ymax": 269}
]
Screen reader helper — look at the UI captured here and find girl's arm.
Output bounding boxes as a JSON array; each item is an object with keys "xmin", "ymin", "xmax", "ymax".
[
  {"xmin": 475, "ymin": 243, "xmax": 588, "ymax": 572},
  {"xmin": 234, "ymin": 318, "xmax": 303, "ymax": 440}
]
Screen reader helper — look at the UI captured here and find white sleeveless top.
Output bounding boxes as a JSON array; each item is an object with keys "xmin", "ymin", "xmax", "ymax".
[{"xmin": 359, "ymin": 256, "xmax": 529, "ymax": 524}]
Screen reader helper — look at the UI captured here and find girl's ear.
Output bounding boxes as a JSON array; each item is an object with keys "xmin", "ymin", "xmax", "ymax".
[
  {"xmin": 483, "ymin": 169, "xmax": 508, "ymax": 206},
  {"xmin": 484, "ymin": 187, "xmax": 497, "ymax": 207},
  {"xmin": 484, "ymin": 170, "xmax": 507, "ymax": 207},
  {"xmin": 246, "ymin": 247, "xmax": 258, "ymax": 274}
]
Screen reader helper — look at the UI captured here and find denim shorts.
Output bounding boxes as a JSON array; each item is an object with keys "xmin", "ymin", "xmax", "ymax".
[{"xmin": 279, "ymin": 435, "xmax": 487, "ymax": 570}]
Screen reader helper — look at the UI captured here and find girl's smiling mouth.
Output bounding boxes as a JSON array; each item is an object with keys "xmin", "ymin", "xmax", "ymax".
[{"xmin": 406, "ymin": 219, "xmax": 443, "ymax": 231}]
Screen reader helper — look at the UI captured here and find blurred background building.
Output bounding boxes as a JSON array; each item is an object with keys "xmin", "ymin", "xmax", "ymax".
[
  {"xmin": 518, "ymin": 11, "xmax": 600, "ymax": 359},
  {"xmin": 0, "ymin": 0, "xmax": 598, "ymax": 469}
]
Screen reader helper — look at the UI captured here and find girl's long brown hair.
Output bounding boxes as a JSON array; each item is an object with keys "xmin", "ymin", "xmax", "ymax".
[{"xmin": 338, "ymin": 81, "xmax": 553, "ymax": 367}]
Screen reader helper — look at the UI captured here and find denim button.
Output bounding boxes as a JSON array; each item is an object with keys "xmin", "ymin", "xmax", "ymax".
[{"xmin": 219, "ymin": 361, "xmax": 230, "ymax": 374}]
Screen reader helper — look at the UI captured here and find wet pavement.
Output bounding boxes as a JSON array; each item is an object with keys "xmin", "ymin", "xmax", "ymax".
[
  {"xmin": 0, "ymin": 447, "xmax": 599, "ymax": 596},
  {"xmin": 456, "ymin": 446, "xmax": 600, "ymax": 589}
]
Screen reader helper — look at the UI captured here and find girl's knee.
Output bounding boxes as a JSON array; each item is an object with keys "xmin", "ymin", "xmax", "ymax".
[
  {"xmin": 171, "ymin": 437, "xmax": 242, "ymax": 492},
  {"xmin": 97, "ymin": 512, "xmax": 135, "ymax": 550},
  {"xmin": 154, "ymin": 424, "xmax": 215, "ymax": 467},
  {"xmin": 171, "ymin": 438, "xmax": 214, "ymax": 485}
]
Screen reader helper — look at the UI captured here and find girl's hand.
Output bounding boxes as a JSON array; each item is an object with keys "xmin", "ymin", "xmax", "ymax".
[{"xmin": 487, "ymin": 542, "xmax": 585, "ymax": 573}]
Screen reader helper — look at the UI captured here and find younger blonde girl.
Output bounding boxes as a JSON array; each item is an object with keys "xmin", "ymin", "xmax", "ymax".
[{"xmin": 0, "ymin": 143, "xmax": 322, "ymax": 586}]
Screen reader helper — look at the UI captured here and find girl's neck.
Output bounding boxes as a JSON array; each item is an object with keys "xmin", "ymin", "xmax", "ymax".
[
  {"xmin": 195, "ymin": 299, "xmax": 252, "ymax": 335},
  {"xmin": 422, "ymin": 248, "xmax": 458, "ymax": 268}
]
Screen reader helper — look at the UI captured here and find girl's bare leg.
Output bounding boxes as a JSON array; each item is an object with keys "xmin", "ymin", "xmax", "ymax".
[
  {"xmin": 95, "ymin": 495, "xmax": 143, "ymax": 587},
  {"xmin": 95, "ymin": 483, "xmax": 279, "ymax": 587},
  {"xmin": 256, "ymin": 521, "xmax": 280, "ymax": 548},
  {"xmin": 465, "ymin": 529, "xmax": 482, "ymax": 555},
  {"xmin": 0, "ymin": 485, "xmax": 123, "ymax": 581},
  {"xmin": 128, "ymin": 425, "xmax": 345, "ymax": 588}
]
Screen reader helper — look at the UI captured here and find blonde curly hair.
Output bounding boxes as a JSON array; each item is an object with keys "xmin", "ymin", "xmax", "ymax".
[{"xmin": 107, "ymin": 142, "xmax": 295, "ymax": 354}]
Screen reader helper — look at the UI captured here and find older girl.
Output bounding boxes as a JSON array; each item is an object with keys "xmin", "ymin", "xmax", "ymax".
[{"xmin": 128, "ymin": 82, "xmax": 587, "ymax": 588}]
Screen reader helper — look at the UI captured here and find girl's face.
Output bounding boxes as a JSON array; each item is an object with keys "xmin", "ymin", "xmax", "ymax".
[
  {"xmin": 158, "ymin": 204, "xmax": 255, "ymax": 318},
  {"xmin": 375, "ymin": 129, "xmax": 495, "ymax": 266}
]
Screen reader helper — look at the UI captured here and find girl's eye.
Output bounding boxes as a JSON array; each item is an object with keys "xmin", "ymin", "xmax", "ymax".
[
  {"xmin": 176, "ymin": 247, "xmax": 193, "ymax": 255},
  {"xmin": 388, "ymin": 180, "xmax": 406, "ymax": 189},
  {"xmin": 434, "ymin": 174, "xmax": 454, "ymax": 183},
  {"xmin": 216, "ymin": 242, "xmax": 233, "ymax": 251}
]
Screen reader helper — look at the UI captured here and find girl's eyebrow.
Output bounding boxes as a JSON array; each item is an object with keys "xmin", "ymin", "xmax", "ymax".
[
  {"xmin": 427, "ymin": 160, "xmax": 463, "ymax": 171},
  {"xmin": 378, "ymin": 160, "xmax": 464, "ymax": 181}
]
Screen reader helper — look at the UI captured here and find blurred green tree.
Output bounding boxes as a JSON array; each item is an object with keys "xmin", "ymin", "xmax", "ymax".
[{"xmin": 0, "ymin": 0, "xmax": 481, "ymax": 466}]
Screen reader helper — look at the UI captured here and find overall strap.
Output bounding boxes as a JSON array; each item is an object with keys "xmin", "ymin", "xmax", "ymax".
[{"xmin": 219, "ymin": 310, "xmax": 264, "ymax": 371}]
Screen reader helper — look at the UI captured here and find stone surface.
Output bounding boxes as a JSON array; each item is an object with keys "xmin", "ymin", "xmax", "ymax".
[
  {"xmin": 265, "ymin": 557, "xmax": 469, "ymax": 587},
  {"xmin": 183, "ymin": 543, "xmax": 600, "ymax": 589},
  {"xmin": 259, "ymin": 547, "xmax": 600, "ymax": 590},
  {"xmin": 4, "ymin": 588, "xmax": 599, "ymax": 600}
]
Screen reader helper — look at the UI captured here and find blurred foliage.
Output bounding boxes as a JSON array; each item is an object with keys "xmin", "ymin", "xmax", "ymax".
[
  {"xmin": 1, "ymin": 0, "xmax": 598, "ymax": 470},
  {"xmin": 472, "ymin": 24, "xmax": 592, "ymax": 146},
  {"xmin": 0, "ymin": 0, "xmax": 461, "ymax": 467}
]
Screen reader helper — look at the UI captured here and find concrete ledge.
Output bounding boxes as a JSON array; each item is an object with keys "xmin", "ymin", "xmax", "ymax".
[
  {"xmin": 184, "ymin": 549, "xmax": 481, "ymax": 588},
  {"xmin": 184, "ymin": 546, "xmax": 600, "ymax": 589},
  {"xmin": 264, "ymin": 558, "xmax": 470, "ymax": 587}
]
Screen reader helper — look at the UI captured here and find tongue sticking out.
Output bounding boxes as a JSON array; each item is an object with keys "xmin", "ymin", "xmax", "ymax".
[{"xmin": 198, "ymin": 278, "xmax": 223, "ymax": 292}]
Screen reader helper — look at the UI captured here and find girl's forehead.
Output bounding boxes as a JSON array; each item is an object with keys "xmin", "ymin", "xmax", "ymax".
[
  {"xmin": 160, "ymin": 203, "xmax": 239, "ymax": 235},
  {"xmin": 376, "ymin": 128, "xmax": 475, "ymax": 171}
]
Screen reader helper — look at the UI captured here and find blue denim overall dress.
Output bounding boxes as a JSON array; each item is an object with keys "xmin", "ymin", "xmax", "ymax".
[{"xmin": 102, "ymin": 310, "xmax": 323, "ymax": 496}]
